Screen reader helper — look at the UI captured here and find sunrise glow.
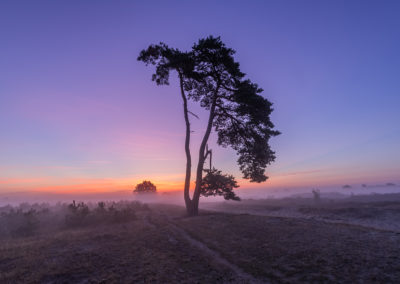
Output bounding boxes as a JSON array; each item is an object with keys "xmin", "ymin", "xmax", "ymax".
[{"xmin": 1, "ymin": 1, "xmax": 399, "ymax": 196}]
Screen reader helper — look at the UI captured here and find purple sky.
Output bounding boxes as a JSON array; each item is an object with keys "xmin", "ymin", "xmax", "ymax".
[{"xmin": 1, "ymin": 0, "xmax": 399, "ymax": 193}]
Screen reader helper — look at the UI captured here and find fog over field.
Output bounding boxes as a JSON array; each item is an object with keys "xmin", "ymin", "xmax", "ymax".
[
  {"xmin": 1, "ymin": 183, "xmax": 399, "ymax": 207},
  {"xmin": 2, "ymin": 0, "xmax": 400, "ymax": 282},
  {"xmin": 1, "ymin": 190, "xmax": 400, "ymax": 282}
]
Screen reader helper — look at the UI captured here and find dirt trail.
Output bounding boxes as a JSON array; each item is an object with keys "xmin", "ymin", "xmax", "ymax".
[
  {"xmin": 167, "ymin": 220, "xmax": 261, "ymax": 283},
  {"xmin": 146, "ymin": 210, "xmax": 264, "ymax": 283}
]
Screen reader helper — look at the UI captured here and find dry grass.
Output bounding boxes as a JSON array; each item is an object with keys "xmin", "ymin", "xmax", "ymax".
[
  {"xmin": 178, "ymin": 213, "xmax": 400, "ymax": 283},
  {"xmin": 1, "ymin": 200, "xmax": 400, "ymax": 283},
  {"xmin": 202, "ymin": 194, "xmax": 400, "ymax": 232},
  {"xmin": 0, "ymin": 205, "xmax": 235, "ymax": 283}
]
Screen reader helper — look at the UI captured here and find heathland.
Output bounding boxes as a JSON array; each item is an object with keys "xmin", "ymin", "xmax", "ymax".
[{"xmin": 1, "ymin": 193, "xmax": 400, "ymax": 283}]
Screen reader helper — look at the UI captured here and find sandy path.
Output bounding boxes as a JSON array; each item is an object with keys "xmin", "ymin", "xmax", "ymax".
[{"xmin": 145, "ymin": 210, "xmax": 263, "ymax": 283}]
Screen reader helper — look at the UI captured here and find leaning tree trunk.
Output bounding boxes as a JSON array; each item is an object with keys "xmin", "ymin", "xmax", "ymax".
[
  {"xmin": 191, "ymin": 95, "xmax": 218, "ymax": 216},
  {"xmin": 179, "ymin": 73, "xmax": 195, "ymax": 215}
]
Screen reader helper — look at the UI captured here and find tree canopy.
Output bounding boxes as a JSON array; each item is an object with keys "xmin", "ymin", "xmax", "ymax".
[
  {"xmin": 138, "ymin": 36, "xmax": 279, "ymax": 215},
  {"xmin": 134, "ymin": 181, "xmax": 157, "ymax": 194},
  {"xmin": 201, "ymin": 168, "xmax": 240, "ymax": 201}
]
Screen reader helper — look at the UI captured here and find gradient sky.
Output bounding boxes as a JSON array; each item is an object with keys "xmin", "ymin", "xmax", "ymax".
[{"xmin": 1, "ymin": 0, "xmax": 399, "ymax": 193}]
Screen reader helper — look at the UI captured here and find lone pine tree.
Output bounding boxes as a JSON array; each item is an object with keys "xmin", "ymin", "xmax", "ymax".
[{"xmin": 138, "ymin": 36, "xmax": 279, "ymax": 216}]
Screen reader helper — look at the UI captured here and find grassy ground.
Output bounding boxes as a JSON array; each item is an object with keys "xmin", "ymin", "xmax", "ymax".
[
  {"xmin": 202, "ymin": 194, "xmax": 400, "ymax": 232},
  {"xmin": 178, "ymin": 213, "xmax": 400, "ymax": 283},
  {"xmin": 1, "ymin": 202, "xmax": 400, "ymax": 283}
]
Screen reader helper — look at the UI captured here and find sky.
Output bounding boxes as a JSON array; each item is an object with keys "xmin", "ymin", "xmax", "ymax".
[{"xmin": 0, "ymin": 0, "xmax": 399, "ymax": 194}]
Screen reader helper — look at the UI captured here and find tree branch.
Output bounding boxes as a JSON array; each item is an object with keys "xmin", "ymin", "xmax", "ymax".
[{"xmin": 188, "ymin": 110, "xmax": 199, "ymax": 119}]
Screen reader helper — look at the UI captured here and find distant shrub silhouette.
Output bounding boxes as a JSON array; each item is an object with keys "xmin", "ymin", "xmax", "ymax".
[
  {"xmin": 343, "ymin": 184, "xmax": 352, "ymax": 189},
  {"xmin": 65, "ymin": 200, "xmax": 138, "ymax": 227},
  {"xmin": 0, "ymin": 207, "xmax": 43, "ymax": 238},
  {"xmin": 106, "ymin": 203, "xmax": 136, "ymax": 223},
  {"xmin": 95, "ymin": 201, "xmax": 106, "ymax": 213},
  {"xmin": 11, "ymin": 209, "xmax": 40, "ymax": 237},
  {"xmin": 312, "ymin": 189, "xmax": 320, "ymax": 201},
  {"xmin": 0, "ymin": 201, "xmax": 147, "ymax": 239},
  {"xmin": 134, "ymin": 180, "xmax": 157, "ymax": 194},
  {"xmin": 65, "ymin": 200, "xmax": 90, "ymax": 227}
]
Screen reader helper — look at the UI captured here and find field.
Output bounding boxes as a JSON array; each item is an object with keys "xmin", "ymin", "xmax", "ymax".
[{"xmin": 1, "ymin": 195, "xmax": 400, "ymax": 283}]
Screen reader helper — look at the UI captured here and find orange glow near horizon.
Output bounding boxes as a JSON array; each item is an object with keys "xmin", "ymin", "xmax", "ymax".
[
  {"xmin": 0, "ymin": 176, "xmax": 186, "ymax": 194},
  {"xmin": 1, "ymin": 166, "xmax": 398, "ymax": 195},
  {"xmin": 1, "ymin": 1, "xmax": 400, "ymax": 200}
]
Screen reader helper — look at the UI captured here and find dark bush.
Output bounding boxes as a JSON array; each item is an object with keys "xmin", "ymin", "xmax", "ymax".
[{"xmin": 0, "ymin": 200, "xmax": 148, "ymax": 239}]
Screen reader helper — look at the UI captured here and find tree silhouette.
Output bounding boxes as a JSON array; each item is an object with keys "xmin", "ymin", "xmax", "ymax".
[
  {"xmin": 201, "ymin": 168, "xmax": 240, "ymax": 201},
  {"xmin": 311, "ymin": 189, "xmax": 320, "ymax": 202},
  {"xmin": 138, "ymin": 36, "xmax": 279, "ymax": 216},
  {"xmin": 134, "ymin": 181, "xmax": 157, "ymax": 194}
]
